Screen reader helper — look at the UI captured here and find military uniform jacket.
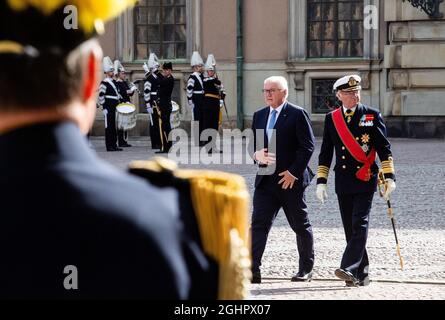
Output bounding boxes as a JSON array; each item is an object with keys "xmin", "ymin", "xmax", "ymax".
[
  {"xmin": 187, "ymin": 72, "xmax": 204, "ymax": 106},
  {"xmin": 0, "ymin": 122, "xmax": 190, "ymax": 299},
  {"xmin": 144, "ymin": 71, "xmax": 163, "ymax": 106},
  {"xmin": 98, "ymin": 78, "xmax": 120, "ymax": 111},
  {"xmin": 317, "ymin": 104, "xmax": 395, "ymax": 195},
  {"xmin": 203, "ymin": 76, "xmax": 222, "ymax": 107},
  {"xmin": 115, "ymin": 79, "xmax": 134, "ymax": 103},
  {"xmin": 158, "ymin": 74, "xmax": 174, "ymax": 112}
]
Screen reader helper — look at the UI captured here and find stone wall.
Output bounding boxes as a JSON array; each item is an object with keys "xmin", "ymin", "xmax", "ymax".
[{"xmin": 383, "ymin": 0, "xmax": 445, "ymax": 137}]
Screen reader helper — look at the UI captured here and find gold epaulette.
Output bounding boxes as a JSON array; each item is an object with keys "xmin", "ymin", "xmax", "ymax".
[
  {"xmin": 317, "ymin": 165, "xmax": 330, "ymax": 180},
  {"xmin": 381, "ymin": 157, "xmax": 395, "ymax": 175},
  {"xmin": 129, "ymin": 157, "xmax": 251, "ymax": 300}
]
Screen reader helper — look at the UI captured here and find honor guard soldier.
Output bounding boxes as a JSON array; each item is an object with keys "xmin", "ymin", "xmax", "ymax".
[
  {"xmin": 144, "ymin": 53, "xmax": 162, "ymax": 150},
  {"xmin": 156, "ymin": 62, "xmax": 175, "ymax": 154},
  {"xmin": 187, "ymin": 51, "xmax": 205, "ymax": 146},
  {"xmin": 0, "ymin": 0, "xmax": 190, "ymax": 299},
  {"xmin": 316, "ymin": 75, "xmax": 397, "ymax": 287},
  {"xmin": 114, "ymin": 59, "xmax": 136, "ymax": 148},
  {"xmin": 98, "ymin": 56, "xmax": 122, "ymax": 152},
  {"xmin": 203, "ymin": 54, "xmax": 224, "ymax": 154}
]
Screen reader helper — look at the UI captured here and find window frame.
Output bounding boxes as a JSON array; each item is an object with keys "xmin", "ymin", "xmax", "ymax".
[
  {"xmin": 307, "ymin": 0, "xmax": 365, "ymax": 58},
  {"xmin": 116, "ymin": 0, "xmax": 201, "ymax": 63},
  {"xmin": 133, "ymin": 0, "xmax": 187, "ymax": 60}
]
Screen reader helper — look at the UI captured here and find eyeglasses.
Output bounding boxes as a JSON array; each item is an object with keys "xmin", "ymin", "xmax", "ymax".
[{"xmin": 262, "ymin": 88, "xmax": 283, "ymax": 95}]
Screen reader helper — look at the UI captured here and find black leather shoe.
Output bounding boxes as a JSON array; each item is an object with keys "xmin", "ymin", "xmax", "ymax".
[
  {"xmin": 155, "ymin": 150, "xmax": 168, "ymax": 154},
  {"xmin": 251, "ymin": 271, "xmax": 261, "ymax": 284},
  {"xmin": 119, "ymin": 143, "xmax": 132, "ymax": 148},
  {"xmin": 107, "ymin": 147, "xmax": 122, "ymax": 152},
  {"xmin": 335, "ymin": 268, "xmax": 359, "ymax": 285},
  {"xmin": 346, "ymin": 276, "xmax": 370, "ymax": 287},
  {"xmin": 291, "ymin": 271, "xmax": 313, "ymax": 282}
]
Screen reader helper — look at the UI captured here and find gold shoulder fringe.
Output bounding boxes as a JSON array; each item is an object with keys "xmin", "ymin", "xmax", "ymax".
[{"xmin": 130, "ymin": 157, "xmax": 252, "ymax": 300}]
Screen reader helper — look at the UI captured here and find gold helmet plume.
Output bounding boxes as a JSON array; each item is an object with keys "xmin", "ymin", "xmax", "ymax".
[{"xmin": 7, "ymin": 0, "xmax": 137, "ymax": 33}]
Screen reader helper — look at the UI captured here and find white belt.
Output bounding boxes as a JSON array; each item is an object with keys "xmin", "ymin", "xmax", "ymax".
[
  {"xmin": 193, "ymin": 91, "xmax": 204, "ymax": 94},
  {"xmin": 150, "ymin": 93, "xmax": 158, "ymax": 95},
  {"xmin": 105, "ymin": 95, "xmax": 119, "ymax": 100}
]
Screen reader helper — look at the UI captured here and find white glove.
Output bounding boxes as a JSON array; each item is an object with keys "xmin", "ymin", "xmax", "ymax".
[
  {"xmin": 102, "ymin": 109, "xmax": 108, "ymax": 116},
  {"xmin": 188, "ymin": 100, "xmax": 195, "ymax": 110},
  {"xmin": 146, "ymin": 106, "xmax": 153, "ymax": 114},
  {"xmin": 316, "ymin": 184, "xmax": 328, "ymax": 204},
  {"xmin": 383, "ymin": 178, "xmax": 396, "ymax": 200}
]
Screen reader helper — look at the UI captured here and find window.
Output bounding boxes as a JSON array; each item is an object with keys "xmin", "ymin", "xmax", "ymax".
[
  {"xmin": 307, "ymin": 0, "xmax": 364, "ymax": 58},
  {"xmin": 134, "ymin": 0, "xmax": 187, "ymax": 60},
  {"xmin": 312, "ymin": 79, "xmax": 341, "ymax": 114}
]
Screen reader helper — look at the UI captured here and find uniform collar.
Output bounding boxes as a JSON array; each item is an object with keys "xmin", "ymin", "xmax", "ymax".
[{"xmin": 343, "ymin": 105, "xmax": 357, "ymax": 114}]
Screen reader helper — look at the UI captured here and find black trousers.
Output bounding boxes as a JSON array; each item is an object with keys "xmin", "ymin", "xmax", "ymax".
[
  {"xmin": 337, "ymin": 192, "xmax": 374, "ymax": 280},
  {"xmin": 105, "ymin": 107, "xmax": 117, "ymax": 150},
  {"xmin": 159, "ymin": 108, "xmax": 172, "ymax": 152},
  {"xmin": 251, "ymin": 176, "xmax": 314, "ymax": 274},
  {"xmin": 149, "ymin": 104, "xmax": 161, "ymax": 149},
  {"xmin": 202, "ymin": 98, "xmax": 220, "ymax": 150},
  {"xmin": 117, "ymin": 129, "xmax": 127, "ymax": 146},
  {"xmin": 192, "ymin": 97, "xmax": 204, "ymax": 146}
]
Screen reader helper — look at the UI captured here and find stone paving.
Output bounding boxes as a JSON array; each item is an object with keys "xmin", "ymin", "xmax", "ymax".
[{"xmin": 91, "ymin": 136, "xmax": 445, "ymax": 300}]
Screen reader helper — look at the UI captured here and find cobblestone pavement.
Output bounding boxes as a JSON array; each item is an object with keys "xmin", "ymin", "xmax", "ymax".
[{"xmin": 92, "ymin": 136, "xmax": 445, "ymax": 299}]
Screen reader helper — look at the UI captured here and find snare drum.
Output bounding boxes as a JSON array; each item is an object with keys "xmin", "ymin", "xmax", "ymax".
[
  {"xmin": 170, "ymin": 101, "xmax": 181, "ymax": 129},
  {"xmin": 116, "ymin": 103, "xmax": 137, "ymax": 131}
]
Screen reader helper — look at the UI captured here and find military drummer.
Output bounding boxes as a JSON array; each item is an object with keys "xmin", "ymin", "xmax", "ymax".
[{"xmin": 315, "ymin": 75, "xmax": 396, "ymax": 287}]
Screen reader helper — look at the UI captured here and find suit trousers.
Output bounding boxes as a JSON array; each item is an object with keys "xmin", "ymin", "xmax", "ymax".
[
  {"xmin": 251, "ymin": 176, "xmax": 314, "ymax": 274},
  {"xmin": 337, "ymin": 192, "xmax": 374, "ymax": 280}
]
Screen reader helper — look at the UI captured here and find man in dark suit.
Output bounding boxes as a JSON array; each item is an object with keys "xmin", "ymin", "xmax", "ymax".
[
  {"xmin": 316, "ymin": 75, "xmax": 396, "ymax": 287},
  {"xmin": 250, "ymin": 76, "xmax": 315, "ymax": 284},
  {"xmin": 0, "ymin": 0, "xmax": 189, "ymax": 299}
]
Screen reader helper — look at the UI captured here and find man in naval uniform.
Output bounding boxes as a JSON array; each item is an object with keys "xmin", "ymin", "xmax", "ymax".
[
  {"xmin": 316, "ymin": 75, "xmax": 397, "ymax": 287},
  {"xmin": 187, "ymin": 51, "xmax": 205, "ymax": 146},
  {"xmin": 144, "ymin": 53, "xmax": 163, "ymax": 150},
  {"xmin": 114, "ymin": 59, "xmax": 137, "ymax": 148},
  {"xmin": 98, "ymin": 57, "xmax": 122, "ymax": 151}
]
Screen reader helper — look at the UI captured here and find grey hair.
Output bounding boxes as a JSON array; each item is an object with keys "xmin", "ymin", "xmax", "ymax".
[{"xmin": 264, "ymin": 76, "xmax": 289, "ymax": 99}]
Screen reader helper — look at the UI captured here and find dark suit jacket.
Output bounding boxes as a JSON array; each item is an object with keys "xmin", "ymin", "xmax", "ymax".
[
  {"xmin": 251, "ymin": 102, "xmax": 315, "ymax": 189},
  {"xmin": 0, "ymin": 122, "xmax": 189, "ymax": 299}
]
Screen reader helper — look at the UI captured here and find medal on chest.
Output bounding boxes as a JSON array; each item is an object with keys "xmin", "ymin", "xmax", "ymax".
[{"xmin": 359, "ymin": 114, "xmax": 374, "ymax": 127}]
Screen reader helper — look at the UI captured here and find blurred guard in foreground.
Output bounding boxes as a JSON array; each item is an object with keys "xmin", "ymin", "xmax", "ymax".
[{"xmin": 0, "ymin": 0, "xmax": 189, "ymax": 299}]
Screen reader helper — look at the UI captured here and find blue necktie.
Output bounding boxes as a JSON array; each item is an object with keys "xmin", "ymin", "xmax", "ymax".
[{"xmin": 267, "ymin": 110, "xmax": 277, "ymax": 141}]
